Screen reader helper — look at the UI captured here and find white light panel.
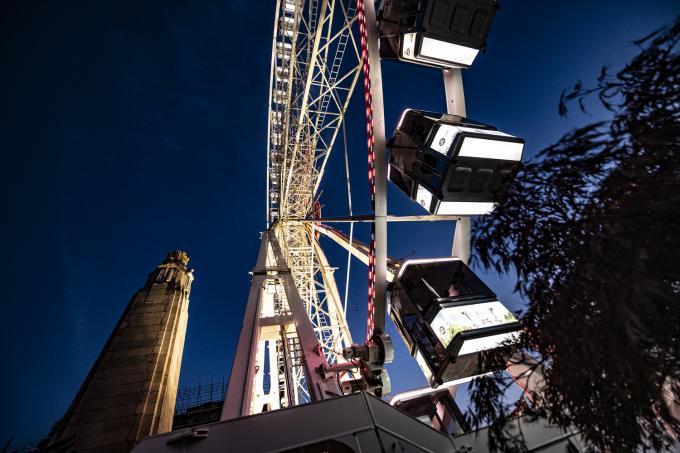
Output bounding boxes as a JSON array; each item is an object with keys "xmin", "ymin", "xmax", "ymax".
[
  {"xmin": 419, "ymin": 36, "xmax": 479, "ymax": 67},
  {"xmin": 458, "ymin": 331, "xmax": 520, "ymax": 356},
  {"xmin": 436, "ymin": 201, "xmax": 495, "ymax": 215},
  {"xmin": 459, "ymin": 137, "xmax": 524, "ymax": 161}
]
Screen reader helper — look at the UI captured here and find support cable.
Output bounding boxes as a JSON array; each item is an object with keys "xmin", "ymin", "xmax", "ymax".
[
  {"xmin": 341, "ymin": 119, "xmax": 354, "ymax": 318},
  {"xmin": 356, "ymin": 0, "xmax": 377, "ymax": 341}
]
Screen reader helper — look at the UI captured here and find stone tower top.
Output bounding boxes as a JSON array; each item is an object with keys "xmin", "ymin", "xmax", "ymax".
[{"xmin": 163, "ymin": 250, "xmax": 190, "ymax": 266}]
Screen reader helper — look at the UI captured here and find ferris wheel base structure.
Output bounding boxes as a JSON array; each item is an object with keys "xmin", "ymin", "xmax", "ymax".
[{"xmin": 132, "ymin": 392, "xmax": 586, "ymax": 453}]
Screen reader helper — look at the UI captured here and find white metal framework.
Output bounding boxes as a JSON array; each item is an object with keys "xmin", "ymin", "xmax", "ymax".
[
  {"xmin": 228, "ymin": 0, "xmax": 472, "ymax": 419},
  {"xmin": 259, "ymin": 0, "xmax": 364, "ymax": 413}
]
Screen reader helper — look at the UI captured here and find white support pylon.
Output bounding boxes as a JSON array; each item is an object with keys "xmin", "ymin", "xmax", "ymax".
[
  {"xmin": 443, "ymin": 68, "xmax": 471, "ymax": 264},
  {"xmin": 222, "ymin": 230, "xmax": 343, "ymax": 421}
]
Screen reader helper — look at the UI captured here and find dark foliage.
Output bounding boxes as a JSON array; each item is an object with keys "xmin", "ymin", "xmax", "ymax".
[{"xmin": 467, "ymin": 17, "xmax": 680, "ymax": 452}]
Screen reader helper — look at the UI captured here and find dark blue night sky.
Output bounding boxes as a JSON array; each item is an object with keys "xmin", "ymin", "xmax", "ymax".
[{"xmin": 1, "ymin": 0, "xmax": 677, "ymax": 445}]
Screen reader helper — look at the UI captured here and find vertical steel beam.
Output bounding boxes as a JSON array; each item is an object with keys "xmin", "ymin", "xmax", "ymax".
[
  {"xmin": 443, "ymin": 68, "xmax": 466, "ymax": 117},
  {"xmin": 364, "ymin": 0, "xmax": 388, "ymax": 336},
  {"xmin": 443, "ymin": 68, "xmax": 470, "ymax": 264},
  {"xmin": 451, "ymin": 217, "xmax": 471, "ymax": 264},
  {"xmin": 222, "ymin": 234, "xmax": 270, "ymax": 420}
]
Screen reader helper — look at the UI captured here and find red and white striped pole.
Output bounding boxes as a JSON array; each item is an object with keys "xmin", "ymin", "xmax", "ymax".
[{"xmin": 356, "ymin": 0, "xmax": 387, "ymax": 341}]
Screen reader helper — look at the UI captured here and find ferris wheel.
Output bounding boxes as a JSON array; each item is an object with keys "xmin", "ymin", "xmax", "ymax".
[
  {"xmin": 127, "ymin": 1, "xmax": 582, "ymax": 451},
  {"xmin": 221, "ymin": 0, "xmax": 526, "ymax": 421}
]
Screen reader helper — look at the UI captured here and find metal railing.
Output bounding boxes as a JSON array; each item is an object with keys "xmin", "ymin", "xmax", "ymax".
[{"xmin": 174, "ymin": 378, "xmax": 228, "ymax": 415}]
